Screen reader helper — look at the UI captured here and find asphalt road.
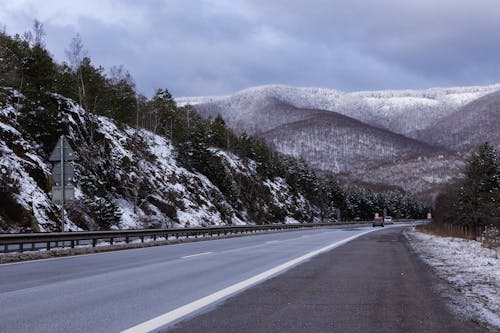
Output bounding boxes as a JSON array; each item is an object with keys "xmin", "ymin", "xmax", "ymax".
[
  {"xmin": 0, "ymin": 224, "xmax": 384, "ymax": 333},
  {"xmin": 168, "ymin": 227, "xmax": 485, "ymax": 333},
  {"xmin": 0, "ymin": 224, "xmax": 483, "ymax": 333}
]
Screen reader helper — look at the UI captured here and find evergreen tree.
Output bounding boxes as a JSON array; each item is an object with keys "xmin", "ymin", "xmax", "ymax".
[
  {"xmin": 457, "ymin": 143, "xmax": 499, "ymax": 229},
  {"xmin": 210, "ymin": 114, "xmax": 232, "ymax": 149},
  {"xmin": 84, "ymin": 196, "xmax": 122, "ymax": 230},
  {"xmin": 150, "ymin": 88, "xmax": 177, "ymax": 135}
]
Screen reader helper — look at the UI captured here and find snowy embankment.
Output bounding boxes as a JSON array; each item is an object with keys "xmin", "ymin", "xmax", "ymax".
[{"xmin": 406, "ymin": 229, "xmax": 499, "ymax": 330}]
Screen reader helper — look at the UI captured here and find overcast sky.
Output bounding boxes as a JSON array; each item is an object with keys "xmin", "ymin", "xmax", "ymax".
[{"xmin": 1, "ymin": 0, "xmax": 500, "ymax": 97}]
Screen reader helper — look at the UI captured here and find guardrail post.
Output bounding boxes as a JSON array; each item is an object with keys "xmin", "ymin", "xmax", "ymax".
[
  {"xmin": 3, "ymin": 244, "xmax": 7, "ymax": 253},
  {"xmin": 92, "ymin": 239, "xmax": 97, "ymax": 247},
  {"xmin": 47, "ymin": 242, "xmax": 51, "ymax": 251},
  {"xmin": 110, "ymin": 237, "xmax": 114, "ymax": 245},
  {"xmin": 140, "ymin": 236, "xmax": 144, "ymax": 243},
  {"xmin": 31, "ymin": 243, "xmax": 35, "ymax": 251},
  {"xmin": 19, "ymin": 243, "xmax": 23, "ymax": 253},
  {"xmin": 125, "ymin": 236, "xmax": 129, "ymax": 243},
  {"xmin": 71, "ymin": 240, "xmax": 75, "ymax": 248}
]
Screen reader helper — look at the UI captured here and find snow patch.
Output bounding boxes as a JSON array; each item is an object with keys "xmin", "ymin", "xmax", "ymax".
[{"xmin": 408, "ymin": 230, "xmax": 500, "ymax": 329}]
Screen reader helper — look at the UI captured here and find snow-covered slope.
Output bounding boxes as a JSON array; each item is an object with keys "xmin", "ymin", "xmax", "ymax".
[
  {"xmin": 0, "ymin": 88, "xmax": 314, "ymax": 232},
  {"xmin": 179, "ymin": 84, "xmax": 500, "ymax": 136},
  {"xmin": 341, "ymin": 152, "xmax": 466, "ymax": 200},
  {"xmin": 261, "ymin": 111, "xmax": 440, "ymax": 173},
  {"xmin": 417, "ymin": 90, "xmax": 500, "ymax": 150}
]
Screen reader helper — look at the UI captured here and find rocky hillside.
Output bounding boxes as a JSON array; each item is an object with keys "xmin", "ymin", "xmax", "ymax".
[{"xmin": 0, "ymin": 88, "xmax": 314, "ymax": 232}]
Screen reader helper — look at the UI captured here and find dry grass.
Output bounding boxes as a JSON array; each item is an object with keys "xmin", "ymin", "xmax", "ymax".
[{"xmin": 416, "ymin": 223, "xmax": 500, "ymax": 249}]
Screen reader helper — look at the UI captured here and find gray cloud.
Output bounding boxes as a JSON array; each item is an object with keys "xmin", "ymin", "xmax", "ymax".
[{"xmin": 1, "ymin": 0, "xmax": 500, "ymax": 97}]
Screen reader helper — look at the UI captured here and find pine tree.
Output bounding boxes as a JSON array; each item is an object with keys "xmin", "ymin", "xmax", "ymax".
[
  {"xmin": 458, "ymin": 143, "xmax": 499, "ymax": 229},
  {"xmin": 85, "ymin": 196, "xmax": 122, "ymax": 230}
]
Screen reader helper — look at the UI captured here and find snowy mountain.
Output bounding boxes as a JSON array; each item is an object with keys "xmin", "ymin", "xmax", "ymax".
[
  {"xmin": 416, "ymin": 90, "xmax": 500, "ymax": 150},
  {"xmin": 178, "ymin": 84, "xmax": 500, "ymax": 136},
  {"xmin": 261, "ymin": 110, "xmax": 440, "ymax": 173},
  {"xmin": 178, "ymin": 84, "xmax": 500, "ymax": 198},
  {"xmin": 0, "ymin": 88, "xmax": 314, "ymax": 232}
]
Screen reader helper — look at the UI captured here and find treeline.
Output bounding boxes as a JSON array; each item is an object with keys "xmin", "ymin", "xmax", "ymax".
[
  {"xmin": 433, "ymin": 143, "xmax": 500, "ymax": 233},
  {"xmin": 0, "ymin": 23, "xmax": 428, "ymax": 225}
]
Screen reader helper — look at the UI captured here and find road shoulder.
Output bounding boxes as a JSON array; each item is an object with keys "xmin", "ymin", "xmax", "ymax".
[{"xmin": 405, "ymin": 228, "xmax": 500, "ymax": 332}]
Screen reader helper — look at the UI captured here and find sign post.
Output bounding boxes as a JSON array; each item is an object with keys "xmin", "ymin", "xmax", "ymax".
[{"xmin": 49, "ymin": 135, "xmax": 76, "ymax": 231}]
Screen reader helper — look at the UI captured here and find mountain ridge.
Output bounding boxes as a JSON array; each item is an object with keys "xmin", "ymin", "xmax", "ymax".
[{"xmin": 178, "ymin": 83, "xmax": 500, "ymax": 198}]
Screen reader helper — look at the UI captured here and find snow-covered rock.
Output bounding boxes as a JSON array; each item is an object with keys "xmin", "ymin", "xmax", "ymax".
[{"xmin": 0, "ymin": 88, "xmax": 316, "ymax": 232}]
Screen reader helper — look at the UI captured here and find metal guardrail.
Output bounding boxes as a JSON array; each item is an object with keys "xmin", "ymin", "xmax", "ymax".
[{"xmin": 0, "ymin": 222, "xmax": 356, "ymax": 254}]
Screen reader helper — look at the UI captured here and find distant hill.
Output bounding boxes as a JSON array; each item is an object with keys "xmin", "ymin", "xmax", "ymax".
[
  {"xmin": 178, "ymin": 84, "xmax": 500, "ymax": 198},
  {"xmin": 260, "ymin": 108, "xmax": 441, "ymax": 173},
  {"xmin": 416, "ymin": 90, "xmax": 500, "ymax": 150}
]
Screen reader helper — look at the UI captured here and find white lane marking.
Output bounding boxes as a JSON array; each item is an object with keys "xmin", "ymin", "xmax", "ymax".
[
  {"xmin": 180, "ymin": 252, "xmax": 212, "ymax": 259},
  {"xmin": 265, "ymin": 240, "xmax": 281, "ymax": 244},
  {"xmin": 121, "ymin": 228, "xmax": 380, "ymax": 333}
]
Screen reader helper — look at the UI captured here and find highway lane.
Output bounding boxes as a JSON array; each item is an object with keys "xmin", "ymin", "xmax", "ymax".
[
  {"xmin": 168, "ymin": 227, "xmax": 486, "ymax": 333},
  {"xmin": 0, "ymin": 224, "xmax": 390, "ymax": 333}
]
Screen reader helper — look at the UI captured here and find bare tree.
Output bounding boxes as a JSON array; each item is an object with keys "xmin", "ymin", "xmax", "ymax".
[
  {"xmin": 32, "ymin": 19, "xmax": 45, "ymax": 47},
  {"xmin": 65, "ymin": 33, "xmax": 86, "ymax": 70},
  {"xmin": 65, "ymin": 34, "xmax": 88, "ymax": 109}
]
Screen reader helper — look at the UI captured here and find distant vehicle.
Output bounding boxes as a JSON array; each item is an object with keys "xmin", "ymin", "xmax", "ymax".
[
  {"xmin": 384, "ymin": 216, "xmax": 393, "ymax": 224},
  {"xmin": 372, "ymin": 217, "xmax": 384, "ymax": 227}
]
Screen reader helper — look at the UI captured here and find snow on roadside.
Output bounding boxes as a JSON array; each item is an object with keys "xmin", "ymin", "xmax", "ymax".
[{"xmin": 407, "ymin": 229, "xmax": 500, "ymax": 329}]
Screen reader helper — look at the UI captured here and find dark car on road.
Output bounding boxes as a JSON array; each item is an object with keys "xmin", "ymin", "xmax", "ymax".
[{"xmin": 372, "ymin": 217, "xmax": 384, "ymax": 227}]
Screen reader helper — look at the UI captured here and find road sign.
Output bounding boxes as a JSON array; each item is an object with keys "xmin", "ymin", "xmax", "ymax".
[
  {"xmin": 49, "ymin": 135, "xmax": 76, "ymax": 231},
  {"xmin": 51, "ymin": 186, "xmax": 75, "ymax": 203},
  {"xmin": 49, "ymin": 136, "xmax": 75, "ymax": 161},
  {"xmin": 51, "ymin": 162, "xmax": 74, "ymax": 185}
]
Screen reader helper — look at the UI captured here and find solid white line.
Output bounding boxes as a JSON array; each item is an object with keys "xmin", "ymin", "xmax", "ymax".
[
  {"xmin": 180, "ymin": 252, "xmax": 212, "ymax": 259},
  {"xmin": 121, "ymin": 228, "xmax": 379, "ymax": 333}
]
